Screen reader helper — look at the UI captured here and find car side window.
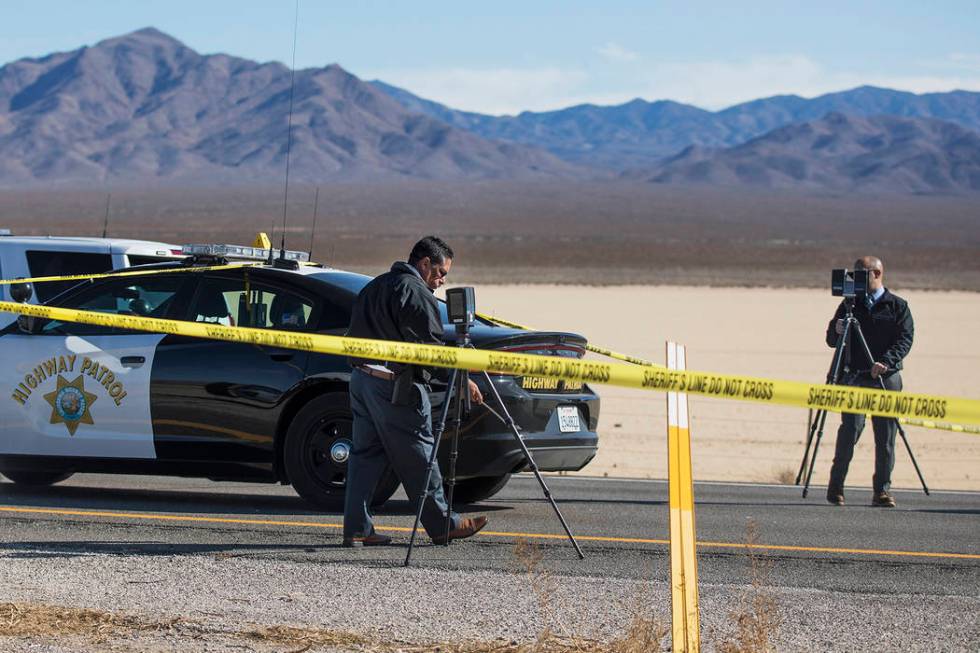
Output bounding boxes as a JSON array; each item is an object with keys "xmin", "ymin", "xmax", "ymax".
[
  {"xmin": 190, "ymin": 276, "xmax": 314, "ymax": 331},
  {"xmin": 316, "ymin": 295, "xmax": 353, "ymax": 333},
  {"xmin": 41, "ymin": 275, "xmax": 189, "ymax": 335},
  {"xmin": 27, "ymin": 251, "xmax": 114, "ymax": 303}
]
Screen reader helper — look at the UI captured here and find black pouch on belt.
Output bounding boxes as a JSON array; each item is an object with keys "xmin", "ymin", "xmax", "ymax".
[{"xmin": 391, "ymin": 364, "xmax": 416, "ymax": 405}]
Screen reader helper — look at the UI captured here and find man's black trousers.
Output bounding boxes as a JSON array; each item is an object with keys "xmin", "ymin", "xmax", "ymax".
[{"xmin": 828, "ymin": 371, "xmax": 902, "ymax": 494}]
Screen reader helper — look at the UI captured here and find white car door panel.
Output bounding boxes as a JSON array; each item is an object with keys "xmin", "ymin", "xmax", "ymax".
[{"xmin": 1, "ymin": 334, "xmax": 163, "ymax": 458}]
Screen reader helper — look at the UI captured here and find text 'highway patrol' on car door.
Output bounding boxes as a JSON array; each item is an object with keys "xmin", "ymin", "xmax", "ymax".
[{"xmin": 0, "ymin": 275, "xmax": 184, "ymax": 460}]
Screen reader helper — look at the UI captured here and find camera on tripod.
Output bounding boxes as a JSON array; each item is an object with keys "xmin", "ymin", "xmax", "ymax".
[
  {"xmin": 831, "ymin": 268, "xmax": 869, "ymax": 298},
  {"xmin": 446, "ymin": 287, "xmax": 476, "ymax": 327}
]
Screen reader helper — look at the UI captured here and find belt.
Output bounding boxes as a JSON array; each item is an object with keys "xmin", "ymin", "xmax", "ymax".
[{"xmin": 356, "ymin": 366, "xmax": 395, "ymax": 381}]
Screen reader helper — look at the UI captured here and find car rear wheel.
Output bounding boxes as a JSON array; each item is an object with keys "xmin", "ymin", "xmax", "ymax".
[
  {"xmin": 0, "ymin": 467, "xmax": 73, "ymax": 486},
  {"xmin": 447, "ymin": 474, "xmax": 512, "ymax": 504},
  {"xmin": 284, "ymin": 393, "xmax": 399, "ymax": 512}
]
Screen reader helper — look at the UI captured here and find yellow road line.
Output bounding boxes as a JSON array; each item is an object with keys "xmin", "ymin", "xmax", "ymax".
[{"xmin": 2, "ymin": 505, "xmax": 978, "ymax": 561}]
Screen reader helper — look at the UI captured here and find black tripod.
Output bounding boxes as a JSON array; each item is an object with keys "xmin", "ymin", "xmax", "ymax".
[
  {"xmin": 796, "ymin": 298, "xmax": 929, "ymax": 497},
  {"xmin": 405, "ymin": 324, "xmax": 585, "ymax": 566}
]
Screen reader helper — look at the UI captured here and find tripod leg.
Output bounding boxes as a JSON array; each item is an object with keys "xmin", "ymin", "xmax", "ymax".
[
  {"xmin": 850, "ymin": 322, "xmax": 930, "ymax": 496},
  {"xmin": 405, "ymin": 368, "xmax": 459, "ymax": 567},
  {"xmin": 478, "ymin": 371, "xmax": 585, "ymax": 560},
  {"xmin": 800, "ymin": 318, "xmax": 851, "ymax": 493},
  {"xmin": 442, "ymin": 371, "xmax": 467, "ymax": 545},
  {"xmin": 796, "ymin": 409, "xmax": 819, "ymax": 485},
  {"xmin": 802, "ymin": 409, "xmax": 831, "ymax": 498},
  {"xmin": 896, "ymin": 422, "xmax": 930, "ymax": 495}
]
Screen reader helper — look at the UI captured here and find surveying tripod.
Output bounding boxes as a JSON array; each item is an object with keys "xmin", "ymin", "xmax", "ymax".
[{"xmin": 796, "ymin": 298, "xmax": 929, "ymax": 497}]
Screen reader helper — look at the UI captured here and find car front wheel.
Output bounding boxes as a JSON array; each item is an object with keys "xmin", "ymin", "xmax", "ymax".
[{"xmin": 284, "ymin": 393, "xmax": 399, "ymax": 512}]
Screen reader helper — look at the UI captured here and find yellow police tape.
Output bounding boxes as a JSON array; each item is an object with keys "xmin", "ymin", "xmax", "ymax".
[
  {"xmin": 0, "ymin": 262, "xmax": 259, "ymax": 286},
  {"xmin": 3, "ymin": 300, "xmax": 979, "ymax": 427},
  {"xmin": 899, "ymin": 418, "xmax": 980, "ymax": 435},
  {"xmin": 477, "ymin": 312, "xmax": 664, "ymax": 368},
  {"xmin": 1, "ymin": 264, "xmax": 662, "ymax": 370}
]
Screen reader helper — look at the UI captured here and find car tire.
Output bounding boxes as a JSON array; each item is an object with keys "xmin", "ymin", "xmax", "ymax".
[
  {"xmin": 446, "ymin": 474, "xmax": 512, "ymax": 505},
  {"xmin": 284, "ymin": 393, "xmax": 399, "ymax": 512},
  {"xmin": 0, "ymin": 467, "xmax": 73, "ymax": 486}
]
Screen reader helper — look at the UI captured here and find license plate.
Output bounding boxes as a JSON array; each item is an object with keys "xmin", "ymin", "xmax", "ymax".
[{"xmin": 557, "ymin": 406, "xmax": 581, "ymax": 433}]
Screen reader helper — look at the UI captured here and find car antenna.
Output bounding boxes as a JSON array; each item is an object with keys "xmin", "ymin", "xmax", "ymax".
[
  {"xmin": 307, "ymin": 186, "xmax": 319, "ymax": 260},
  {"xmin": 272, "ymin": 0, "xmax": 301, "ymax": 265},
  {"xmin": 101, "ymin": 193, "xmax": 111, "ymax": 238}
]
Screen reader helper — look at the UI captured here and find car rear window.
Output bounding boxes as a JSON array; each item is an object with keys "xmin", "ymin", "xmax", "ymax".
[{"xmin": 27, "ymin": 250, "xmax": 113, "ymax": 302}]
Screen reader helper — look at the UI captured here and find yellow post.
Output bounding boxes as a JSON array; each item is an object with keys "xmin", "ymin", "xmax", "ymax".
[{"xmin": 667, "ymin": 342, "xmax": 700, "ymax": 652}]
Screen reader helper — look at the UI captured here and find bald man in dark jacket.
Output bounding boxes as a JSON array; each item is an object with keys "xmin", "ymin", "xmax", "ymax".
[{"xmin": 826, "ymin": 256, "xmax": 914, "ymax": 508}]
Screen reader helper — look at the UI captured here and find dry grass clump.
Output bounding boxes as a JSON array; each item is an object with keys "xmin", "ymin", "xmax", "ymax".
[
  {"xmin": 0, "ymin": 601, "xmax": 180, "ymax": 641},
  {"xmin": 715, "ymin": 520, "xmax": 783, "ymax": 653},
  {"xmin": 512, "ymin": 538, "xmax": 667, "ymax": 653},
  {"xmin": 0, "ymin": 598, "xmax": 659, "ymax": 653},
  {"xmin": 243, "ymin": 623, "xmax": 370, "ymax": 650},
  {"xmin": 773, "ymin": 467, "xmax": 797, "ymax": 485}
]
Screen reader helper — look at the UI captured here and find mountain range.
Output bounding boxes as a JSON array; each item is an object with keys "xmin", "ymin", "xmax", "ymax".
[
  {"xmin": 632, "ymin": 112, "xmax": 980, "ymax": 193},
  {"xmin": 0, "ymin": 28, "xmax": 574, "ymax": 186},
  {"xmin": 375, "ymin": 82, "xmax": 980, "ymax": 172},
  {"xmin": 1, "ymin": 28, "xmax": 979, "ymax": 193}
]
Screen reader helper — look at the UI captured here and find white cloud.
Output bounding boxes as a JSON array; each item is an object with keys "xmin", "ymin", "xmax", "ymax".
[
  {"xmin": 637, "ymin": 55, "xmax": 980, "ymax": 109},
  {"xmin": 369, "ymin": 55, "xmax": 980, "ymax": 116},
  {"xmin": 945, "ymin": 53, "xmax": 980, "ymax": 70},
  {"xmin": 595, "ymin": 42, "xmax": 639, "ymax": 63},
  {"xmin": 368, "ymin": 66, "xmax": 596, "ymax": 115}
]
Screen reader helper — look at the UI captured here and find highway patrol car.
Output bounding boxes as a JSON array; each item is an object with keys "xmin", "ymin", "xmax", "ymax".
[{"xmin": 0, "ymin": 244, "xmax": 600, "ymax": 509}]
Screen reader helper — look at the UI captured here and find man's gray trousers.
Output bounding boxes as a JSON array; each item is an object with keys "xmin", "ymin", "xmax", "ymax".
[{"xmin": 343, "ymin": 368, "xmax": 461, "ymax": 539}]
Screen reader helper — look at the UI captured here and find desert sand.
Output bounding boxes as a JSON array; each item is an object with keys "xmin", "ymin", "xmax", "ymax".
[{"xmin": 465, "ymin": 285, "xmax": 980, "ymax": 493}]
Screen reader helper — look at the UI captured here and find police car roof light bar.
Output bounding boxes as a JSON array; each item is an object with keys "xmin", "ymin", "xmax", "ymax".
[{"xmin": 181, "ymin": 243, "xmax": 310, "ymax": 263}]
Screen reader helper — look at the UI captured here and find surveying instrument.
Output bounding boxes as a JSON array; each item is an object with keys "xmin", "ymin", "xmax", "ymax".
[
  {"xmin": 405, "ymin": 287, "xmax": 585, "ymax": 566},
  {"xmin": 796, "ymin": 268, "xmax": 929, "ymax": 497}
]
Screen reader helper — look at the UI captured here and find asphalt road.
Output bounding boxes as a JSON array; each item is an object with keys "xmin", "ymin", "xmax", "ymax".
[{"xmin": 0, "ymin": 472, "xmax": 977, "ymax": 596}]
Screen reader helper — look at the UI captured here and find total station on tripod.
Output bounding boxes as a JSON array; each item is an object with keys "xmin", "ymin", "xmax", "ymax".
[
  {"xmin": 831, "ymin": 268, "xmax": 869, "ymax": 299},
  {"xmin": 446, "ymin": 286, "xmax": 476, "ymax": 326}
]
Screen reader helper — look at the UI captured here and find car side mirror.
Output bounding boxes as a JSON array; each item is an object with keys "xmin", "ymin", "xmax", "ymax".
[{"xmin": 10, "ymin": 280, "xmax": 33, "ymax": 303}]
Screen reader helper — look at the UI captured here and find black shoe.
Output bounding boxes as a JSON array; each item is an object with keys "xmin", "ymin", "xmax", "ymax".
[
  {"xmin": 342, "ymin": 532, "xmax": 393, "ymax": 547},
  {"xmin": 826, "ymin": 489, "xmax": 844, "ymax": 506},
  {"xmin": 871, "ymin": 491, "xmax": 896, "ymax": 508}
]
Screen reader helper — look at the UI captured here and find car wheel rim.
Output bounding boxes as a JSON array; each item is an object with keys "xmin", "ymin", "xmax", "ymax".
[{"xmin": 308, "ymin": 416, "xmax": 352, "ymax": 491}]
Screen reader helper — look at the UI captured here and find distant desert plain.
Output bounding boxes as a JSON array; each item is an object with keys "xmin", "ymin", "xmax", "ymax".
[
  {"xmin": 473, "ymin": 285, "xmax": 980, "ymax": 493},
  {"xmin": 1, "ymin": 181, "xmax": 977, "ymax": 492}
]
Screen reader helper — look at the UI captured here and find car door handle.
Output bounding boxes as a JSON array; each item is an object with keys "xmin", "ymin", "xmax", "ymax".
[
  {"xmin": 269, "ymin": 352, "xmax": 293, "ymax": 362},
  {"xmin": 121, "ymin": 356, "xmax": 145, "ymax": 368}
]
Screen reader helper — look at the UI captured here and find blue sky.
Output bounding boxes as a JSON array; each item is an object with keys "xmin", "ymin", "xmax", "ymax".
[{"xmin": 4, "ymin": 1, "xmax": 979, "ymax": 115}]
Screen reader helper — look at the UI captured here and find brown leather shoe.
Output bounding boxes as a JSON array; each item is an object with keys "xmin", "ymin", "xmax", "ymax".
[
  {"xmin": 342, "ymin": 532, "xmax": 393, "ymax": 547},
  {"xmin": 826, "ymin": 490, "xmax": 845, "ymax": 506},
  {"xmin": 871, "ymin": 491, "xmax": 896, "ymax": 508},
  {"xmin": 431, "ymin": 516, "xmax": 488, "ymax": 545}
]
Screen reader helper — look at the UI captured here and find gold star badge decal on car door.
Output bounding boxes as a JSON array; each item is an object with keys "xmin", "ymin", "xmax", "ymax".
[{"xmin": 43, "ymin": 375, "xmax": 98, "ymax": 436}]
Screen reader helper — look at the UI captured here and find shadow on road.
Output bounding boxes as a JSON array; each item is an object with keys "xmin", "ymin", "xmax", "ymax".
[{"xmin": 0, "ymin": 484, "xmax": 509, "ymax": 517}]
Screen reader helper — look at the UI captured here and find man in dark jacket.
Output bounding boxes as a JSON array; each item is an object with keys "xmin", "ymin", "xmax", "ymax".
[
  {"xmin": 826, "ymin": 256, "xmax": 914, "ymax": 508},
  {"xmin": 342, "ymin": 236, "xmax": 487, "ymax": 547}
]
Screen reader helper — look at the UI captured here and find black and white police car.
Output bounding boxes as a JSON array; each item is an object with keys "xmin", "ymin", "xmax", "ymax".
[{"xmin": 0, "ymin": 244, "xmax": 600, "ymax": 509}]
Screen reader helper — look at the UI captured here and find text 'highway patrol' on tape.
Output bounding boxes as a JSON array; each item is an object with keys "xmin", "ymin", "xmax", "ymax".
[{"xmin": 2, "ymin": 300, "xmax": 978, "ymax": 427}]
